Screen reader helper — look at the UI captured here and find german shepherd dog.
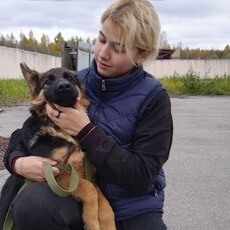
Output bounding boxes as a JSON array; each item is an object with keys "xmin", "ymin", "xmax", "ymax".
[{"xmin": 0, "ymin": 63, "xmax": 116, "ymax": 230}]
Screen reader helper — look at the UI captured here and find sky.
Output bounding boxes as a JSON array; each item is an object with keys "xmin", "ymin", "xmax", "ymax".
[{"xmin": 0, "ymin": 0, "xmax": 229, "ymax": 50}]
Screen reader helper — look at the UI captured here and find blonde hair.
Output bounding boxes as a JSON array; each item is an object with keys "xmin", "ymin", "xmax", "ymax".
[{"xmin": 101, "ymin": 0, "xmax": 161, "ymax": 63}]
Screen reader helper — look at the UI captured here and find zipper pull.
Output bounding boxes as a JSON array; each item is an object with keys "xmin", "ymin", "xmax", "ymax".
[
  {"xmin": 152, "ymin": 184, "xmax": 158, "ymax": 197},
  {"xmin": 102, "ymin": 79, "xmax": 106, "ymax": 91},
  {"xmin": 154, "ymin": 189, "xmax": 158, "ymax": 197}
]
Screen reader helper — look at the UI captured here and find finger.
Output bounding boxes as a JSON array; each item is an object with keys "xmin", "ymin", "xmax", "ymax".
[
  {"xmin": 53, "ymin": 104, "xmax": 67, "ymax": 112},
  {"xmin": 52, "ymin": 167, "xmax": 60, "ymax": 176},
  {"xmin": 45, "ymin": 103, "xmax": 57, "ymax": 118},
  {"xmin": 73, "ymin": 97, "xmax": 81, "ymax": 109},
  {"xmin": 46, "ymin": 104, "xmax": 63, "ymax": 120},
  {"xmin": 74, "ymin": 100, "xmax": 84, "ymax": 110},
  {"xmin": 45, "ymin": 103, "xmax": 53, "ymax": 113}
]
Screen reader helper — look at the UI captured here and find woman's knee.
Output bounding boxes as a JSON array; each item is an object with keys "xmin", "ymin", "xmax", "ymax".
[{"xmin": 11, "ymin": 182, "xmax": 83, "ymax": 230}]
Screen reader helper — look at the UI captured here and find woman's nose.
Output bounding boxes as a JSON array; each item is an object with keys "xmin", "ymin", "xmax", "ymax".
[{"xmin": 99, "ymin": 44, "xmax": 110, "ymax": 60}]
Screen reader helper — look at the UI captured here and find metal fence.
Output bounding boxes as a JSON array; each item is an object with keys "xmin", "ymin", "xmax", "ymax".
[{"xmin": 61, "ymin": 41, "xmax": 94, "ymax": 71}]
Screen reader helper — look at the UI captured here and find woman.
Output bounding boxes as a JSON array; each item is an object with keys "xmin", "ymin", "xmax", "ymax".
[{"xmin": 4, "ymin": 0, "xmax": 173, "ymax": 229}]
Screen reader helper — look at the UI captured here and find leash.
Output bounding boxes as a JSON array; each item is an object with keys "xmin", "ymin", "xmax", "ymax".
[
  {"xmin": 43, "ymin": 162, "xmax": 79, "ymax": 197},
  {"xmin": 3, "ymin": 162, "xmax": 79, "ymax": 230},
  {"xmin": 84, "ymin": 156, "xmax": 93, "ymax": 182}
]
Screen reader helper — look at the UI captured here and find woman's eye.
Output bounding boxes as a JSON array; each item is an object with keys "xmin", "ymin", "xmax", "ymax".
[
  {"xmin": 114, "ymin": 47, "xmax": 120, "ymax": 53},
  {"xmin": 99, "ymin": 38, "xmax": 106, "ymax": 44},
  {"xmin": 113, "ymin": 45, "xmax": 126, "ymax": 54},
  {"xmin": 98, "ymin": 33, "xmax": 105, "ymax": 43}
]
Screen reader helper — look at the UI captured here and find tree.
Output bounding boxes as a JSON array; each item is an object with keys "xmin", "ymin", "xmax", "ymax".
[
  {"xmin": 0, "ymin": 34, "xmax": 6, "ymax": 46},
  {"xmin": 50, "ymin": 32, "xmax": 64, "ymax": 52},
  {"xmin": 91, "ymin": 38, "xmax": 96, "ymax": 45},
  {"xmin": 208, "ymin": 49, "xmax": 219, "ymax": 59},
  {"xmin": 2, "ymin": 33, "xmax": 17, "ymax": 48},
  {"xmin": 160, "ymin": 31, "xmax": 171, "ymax": 49},
  {"xmin": 173, "ymin": 42, "xmax": 183, "ymax": 50},
  {"xmin": 40, "ymin": 33, "xmax": 50, "ymax": 50},
  {"xmin": 223, "ymin": 44, "xmax": 230, "ymax": 59},
  {"xmin": 86, "ymin": 37, "xmax": 91, "ymax": 44},
  {"xmin": 19, "ymin": 32, "xmax": 29, "ymax": 49},
  {"xmin": 68, "ymin": 36, "xmax": 79, "ymax": 47},
  {"xmin": 54, "ymin": 32, "xmax": 64, "ymax": 44},
  {"xmin": 28, "ymin": 30, "xmax": 38, "ymax": 47}
]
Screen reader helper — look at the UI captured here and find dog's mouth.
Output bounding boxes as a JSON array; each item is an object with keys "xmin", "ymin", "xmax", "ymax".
[
  {"xmin": 47, "ymin": 92, "xmax": 78, "ymax": 107},
  {"xmin": 45, "ymin": 81, "xmax": 79, "ymax": 107}
]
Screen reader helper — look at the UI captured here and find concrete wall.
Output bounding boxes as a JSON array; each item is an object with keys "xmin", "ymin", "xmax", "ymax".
[
  {"xmin": 144, "ymin": 59, "xmax": 230, "ymax": 78},
  {"xmin": 1, "ymin": 46, "xmax": 229, "ymax": 79},
  {"xmin": 0, "ymin": 46, "xmax": 61, "ymax": 79}
]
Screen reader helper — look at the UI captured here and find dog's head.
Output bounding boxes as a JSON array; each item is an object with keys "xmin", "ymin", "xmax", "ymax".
[{"xmin": 20, "ymin": 63, "xmax": 88, "ymax": 109}]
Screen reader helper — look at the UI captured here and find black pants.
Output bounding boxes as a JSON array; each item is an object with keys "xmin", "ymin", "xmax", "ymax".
[{"xmin": 11, "ymin": 182, "xmax": 167, "ymax": 230}]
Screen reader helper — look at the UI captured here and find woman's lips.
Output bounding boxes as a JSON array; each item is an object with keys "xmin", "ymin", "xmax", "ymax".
[{"xmin": 98, "ymin": 60, "xmax": 111, "ymax": 70}]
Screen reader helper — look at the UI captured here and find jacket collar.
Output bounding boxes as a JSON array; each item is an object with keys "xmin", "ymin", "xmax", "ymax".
[{"xmin": 87, "ymin": 59, "xmax": 145, "ymax": 98}]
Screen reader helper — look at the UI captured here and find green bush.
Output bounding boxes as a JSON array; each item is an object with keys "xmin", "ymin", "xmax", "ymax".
[
  {"xmin": 159, "ymin": 72, "xmax": 230, "ymax": 96},
  {"xmin": 181, "ymin": 70, "xmax": 202, "ymax": 94},
  {"xmin": 159, "ymin": 72, "xmax": 184, "ymax": 95}
]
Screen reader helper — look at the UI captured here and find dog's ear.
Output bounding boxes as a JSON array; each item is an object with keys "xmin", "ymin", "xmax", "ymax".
[{"xmin": 20, "ymin": 63, "xmax": 40, "ymax": 95}]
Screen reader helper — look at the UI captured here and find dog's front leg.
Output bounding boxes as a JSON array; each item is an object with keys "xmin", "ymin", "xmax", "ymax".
[
  {"xmin": 95, "ymin": 185, "xmax": 117, "ymax": 230},
  {"xmin": 74, "ymin": 178, "xmax": 100, "ymax": 230}
]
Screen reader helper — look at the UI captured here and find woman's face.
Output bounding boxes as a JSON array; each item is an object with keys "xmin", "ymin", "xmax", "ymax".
[{"xmin": 94, "ymin": 19, "xmax": 142, "ymax": 78}]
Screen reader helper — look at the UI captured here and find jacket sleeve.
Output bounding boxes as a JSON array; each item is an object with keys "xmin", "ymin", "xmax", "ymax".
[
  {"xmin": 76, "ymin": 90, "xmax": 173, "ymax": 194},
  {"xmin": 3, "ymin": 129, "xmax": 27, "ymax": 174}
]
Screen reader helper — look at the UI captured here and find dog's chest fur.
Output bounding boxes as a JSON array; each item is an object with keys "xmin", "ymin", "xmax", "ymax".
[{"xmin": 21, "ymin": 111, "xmax": 86, "ymax": 178}]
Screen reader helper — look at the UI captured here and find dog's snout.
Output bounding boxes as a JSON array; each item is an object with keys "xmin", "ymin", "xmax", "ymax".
[
  {"xmin": 57, "ymin": 81, "xmax": 71, "ymax": 91},
  {"xmin": 48, "ymin": 79, "xmax": 78, "ymax": 107}
]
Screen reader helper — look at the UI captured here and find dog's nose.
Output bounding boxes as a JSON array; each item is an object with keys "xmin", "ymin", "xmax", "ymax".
[{"xmin": 57, "ymin": 82, "xmax": 71, "ymax": 91}]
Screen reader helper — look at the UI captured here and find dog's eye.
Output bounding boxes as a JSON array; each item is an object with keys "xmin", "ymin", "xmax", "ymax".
[
  {"xmin": 43, "ymin": 74, "xmax": 55, "ymax": 88},
  {"xmin": 67, "ymin": 77, "xmax": 73, "ymax": 82},
  {"xmin": 63, "ymin": 72, "xmax": 76, "ymax": 84},
  {"xmin": 45, "ymin": 79, "xmax": 52, "ymax": 85},
  {"xmin": 65, "ymin": 76, "xmax": 75, "ymax": 83}
]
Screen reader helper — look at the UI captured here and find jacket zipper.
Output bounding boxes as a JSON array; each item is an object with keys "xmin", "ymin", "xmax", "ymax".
[
  {"xmin": 102, "ymin": 79, "xmax": 106, "ymax": 91},
  {"xmin": 93, "ymin": 79, "xmax": 106, "ymax": 122}
]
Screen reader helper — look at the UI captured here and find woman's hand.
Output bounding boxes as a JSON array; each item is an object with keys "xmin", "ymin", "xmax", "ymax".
[
  {"xmin": 14, "ymin": 156, "xmax": 60, "ymax": 182},
  {"xmin": 45, "ymin": 98, "xmax": 90, "ymax": 136}
]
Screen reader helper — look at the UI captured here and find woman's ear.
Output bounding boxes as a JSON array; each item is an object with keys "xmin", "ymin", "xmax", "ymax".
[{"xmin": 136, "ymin": 50, "xmax": 150, "ymax": 66}]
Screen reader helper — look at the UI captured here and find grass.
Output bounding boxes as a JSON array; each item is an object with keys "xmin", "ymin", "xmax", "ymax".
[
  {"xmin": 0, "ymin": 79, "xmax": 30, "ymax": 105},
  {"xmin": 0, "ymin": 72, "xmax": 230, "ymax": 105}
]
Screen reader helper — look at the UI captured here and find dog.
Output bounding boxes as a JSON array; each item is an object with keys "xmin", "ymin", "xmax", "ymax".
[{"xmin": 0, "ymin": 63, "xmax": 116, "ymax": 230}]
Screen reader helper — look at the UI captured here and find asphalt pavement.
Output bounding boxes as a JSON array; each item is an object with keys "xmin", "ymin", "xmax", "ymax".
[{"xmin": 0, "ymin": 96, "xmax": 230, "ymax": 230}]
